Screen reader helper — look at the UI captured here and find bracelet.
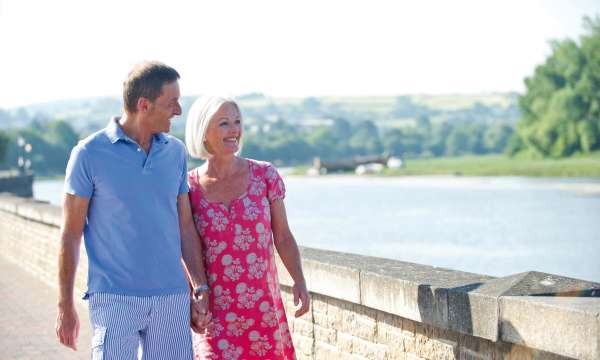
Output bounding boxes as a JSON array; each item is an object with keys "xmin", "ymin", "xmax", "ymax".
[{"xmin": 193, "ymin": 284, "xmax": 210, "ymax": 297}]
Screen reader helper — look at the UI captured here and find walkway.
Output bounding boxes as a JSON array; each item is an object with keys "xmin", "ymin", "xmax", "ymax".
[{"xmin": 0, "ymin": 256, "xmax": 91, "ymax": 359}]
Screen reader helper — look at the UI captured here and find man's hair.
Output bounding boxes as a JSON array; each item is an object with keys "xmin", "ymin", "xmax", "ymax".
[{"xmin": 123, "ymin": 61, "xmax": 180, "ymax": 114}]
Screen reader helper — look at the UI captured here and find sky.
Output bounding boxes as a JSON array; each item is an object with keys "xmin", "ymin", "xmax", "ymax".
[{"xmin": 0, "ymin": 0, "xmax": 599, "ymax": 108}]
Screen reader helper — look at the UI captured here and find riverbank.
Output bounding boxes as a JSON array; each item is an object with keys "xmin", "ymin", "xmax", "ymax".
[{"xmin": 291, "ymin": 153, "xmax": 600, "ymax": 177}]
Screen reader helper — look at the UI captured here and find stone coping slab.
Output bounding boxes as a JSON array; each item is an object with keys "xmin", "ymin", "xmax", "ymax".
[
  {"xmin": 500, "ymin": 296, "xmax": 600, "ymax": 360},
  {"xmin": 0, "ymin": 193, "xmax": 61, "ymax": 227},
  {"xmin": 277, "ymin": 246, "xmax": 600, "ymax": 357}
]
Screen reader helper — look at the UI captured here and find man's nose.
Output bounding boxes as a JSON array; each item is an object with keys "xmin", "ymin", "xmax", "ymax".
[{"xmin": 173, "ymin": 103, "xmax": 182, "ymax": 116}]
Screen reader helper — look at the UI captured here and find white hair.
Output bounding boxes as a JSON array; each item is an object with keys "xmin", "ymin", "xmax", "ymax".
[{"xmin": 185, "ymin": 95, "xmax": 243, "ymax": 159}]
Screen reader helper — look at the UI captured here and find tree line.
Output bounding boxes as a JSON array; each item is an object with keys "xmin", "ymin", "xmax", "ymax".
[
  {"xmin": 239, "ymin": 117, "xmax": 513, "ymax": 166},
  {"xmin": 511, "ymin": 16, "xmax": 600, "ymax": 157}
]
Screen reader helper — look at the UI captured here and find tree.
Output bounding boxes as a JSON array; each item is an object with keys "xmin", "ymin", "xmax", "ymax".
[
  {"xmin": 349, "ymin": 120, "xmax": 383, "ymax": 155},
  {"xmin": 515, "ymin": 16, "xmax": 600, "ymax": 157},
  {"xmin": 44, "ymin": 120, "xmax": 80, "ymax": 151},
  {"xmin": 483, "ymin": 123, "xmax": 514, "ymax": 153},
  {"xmin": 382, "ymin": 129, "xmax": 405, "ymax": 156}
]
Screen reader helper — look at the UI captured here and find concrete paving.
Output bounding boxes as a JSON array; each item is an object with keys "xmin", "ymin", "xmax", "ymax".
[{"xmin": 0, "ymin": 256, "xmax": 91, "ymax": 359}]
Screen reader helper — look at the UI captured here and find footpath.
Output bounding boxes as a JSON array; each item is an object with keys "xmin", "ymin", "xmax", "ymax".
[{"xmin": 0, "ymin": 256, "xmax": 91, "ymax": 359}]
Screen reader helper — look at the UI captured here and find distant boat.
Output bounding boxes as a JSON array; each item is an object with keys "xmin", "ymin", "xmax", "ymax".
[{"xmin": 311, "ymin": 154, "xmax": 392, "ymax": 173}]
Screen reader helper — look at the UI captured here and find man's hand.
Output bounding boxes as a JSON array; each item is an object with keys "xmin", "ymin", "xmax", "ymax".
[
  {"xmin": 293, "ymin": 281, "xmax": 310, "ymax": 317},
  {"xmin": 56, "ymin": 304, "xmax": 80, "ymax": 350},
  {"xmin": 190, "ymin": 296, "xmax": 211, "ymax": 334}
]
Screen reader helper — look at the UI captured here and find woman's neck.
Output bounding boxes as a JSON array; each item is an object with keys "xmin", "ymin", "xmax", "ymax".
[{"xmin": 205, "ymin": 155, "xmax": 241, "ymax": 179}]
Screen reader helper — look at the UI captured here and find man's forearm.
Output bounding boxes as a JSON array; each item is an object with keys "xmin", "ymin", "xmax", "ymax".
[
  {"xmin": 58, "ymin": 236, "xmax": 81, "ymax": 307},
  {"xmin": 181, "ymin": 226, "xmax": 208, "ymax": 288}
]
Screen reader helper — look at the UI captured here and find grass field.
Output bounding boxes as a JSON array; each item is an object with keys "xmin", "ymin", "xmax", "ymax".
[
  {"xmin": 383, "ymin": 153, "xmax": 600, "ymax": 177},
  {"xmin": 291, "ymin": 153, "xmax": 600, "ymax": 177}
]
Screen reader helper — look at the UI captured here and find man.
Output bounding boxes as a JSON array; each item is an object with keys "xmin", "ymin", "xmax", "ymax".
[{"xmin": 56, "ymin": 61, "xmax": 210, "ymax": 359}]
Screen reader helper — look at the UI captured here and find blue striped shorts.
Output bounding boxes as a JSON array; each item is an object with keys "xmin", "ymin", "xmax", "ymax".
[{"xmin": 88, "ymin": 292, "xmax": 193, "ymax": 360}]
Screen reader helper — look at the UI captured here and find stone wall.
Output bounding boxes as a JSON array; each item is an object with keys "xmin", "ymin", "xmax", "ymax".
[
  {"xmin": 0, "ymin": 171, "xmax": 34, "ymax": 197},
  {"xmin": 0, "ymin": 194, "xmax": 598, "ymax": 360}
]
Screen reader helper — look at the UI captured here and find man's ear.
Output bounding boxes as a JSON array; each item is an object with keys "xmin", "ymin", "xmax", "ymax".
[{"xmin": 137, "ymin": 97, "xmax": 150, "ymax": 113}]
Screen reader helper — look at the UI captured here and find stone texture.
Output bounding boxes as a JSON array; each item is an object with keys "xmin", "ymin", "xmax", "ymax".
[
  {"xmin": 500, "ymin": 296, "xmax": 600, "ymax": 360},
  {"xmin": 359, "ymin": 257, "xmax": 492, "ymax": 334},
  {"xmin": 493, "ymin": 271, "xmax": 600, "ymax": 297}
]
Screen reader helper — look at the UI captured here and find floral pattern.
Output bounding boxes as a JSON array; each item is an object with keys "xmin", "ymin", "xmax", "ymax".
[{"xmin": 189, "ymin": 159, "xmax": 296, "ymax": 360}]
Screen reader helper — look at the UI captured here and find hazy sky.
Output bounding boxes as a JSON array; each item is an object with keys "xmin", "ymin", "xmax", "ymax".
[{"xmin": 1, "ymin": 0, "xmax": 599, "ymax": 108}]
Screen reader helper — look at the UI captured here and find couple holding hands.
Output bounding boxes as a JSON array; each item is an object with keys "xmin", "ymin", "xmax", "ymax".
[{"xmin": 56, "ymin": 61, "xmax": 309, "ymax": 359}]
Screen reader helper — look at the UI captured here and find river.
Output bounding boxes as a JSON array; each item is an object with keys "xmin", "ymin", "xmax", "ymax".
[{"xmin": 34, "ymin": 175, "xmax": 600, "ymax": 282}]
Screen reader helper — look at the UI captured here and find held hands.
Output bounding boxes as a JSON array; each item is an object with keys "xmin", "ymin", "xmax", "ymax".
[
  {"xmin": 56, "ymin": 304, "xmax": 80, "ymax": 350},
  {"xmin": 292, "ymin": 281, "xmax": 310, "ymax": 317},
  {"xmin": 190, "ymin": 295, "xmax": 212, "ymax": 334}
]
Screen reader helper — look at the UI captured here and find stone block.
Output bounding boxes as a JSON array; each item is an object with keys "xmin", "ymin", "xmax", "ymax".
[
  {"xmin": 277, "ymin": 248, "xmax": 362, "ymax": 303},
  {"xmin": 293, "ymin": 318, "xmax": 314, "ymax": 337},
  {"xmin": 315, "ymin": 341, "xmax": 345, "ymax": 360},
  {"xmin": 376, "ymin": 313, "xmax": 404, "ymax": 348},
  {"xmin": 359, "ymin": 257, "xmax": 491, "ymax": 332},
  {"xmin": 314, "ymin": 324, "xmax": 337, "ymax": 344},
  {"xmin": 500, "ymin": 296, "xmax": 600, "ymax": 360},
  {"xmin": 458, "ymin": 334, "xmax": 493, "ymax": 360},
  {"xmin": 337, "ymin": 332, "xmax": 355, "ymax": 353},
  {"xmin": 447, "ymin": 288, "xmax": 499, "ymax": 341},
  {"xmin": 351, "ymin": 336, "xmax": 387, "ymax": 359},
  {"xmin": 432, "ymin": 338, "xmax": 458, "ymax": 360},
  {"xmin": 291, "ymin": 334, "xmax": 314, "ymax": 357}
]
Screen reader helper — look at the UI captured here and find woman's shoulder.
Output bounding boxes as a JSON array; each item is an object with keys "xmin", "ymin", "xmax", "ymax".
[{"xmin": 245, "ymin": 158, "xmax": 277, "ymax": 172}]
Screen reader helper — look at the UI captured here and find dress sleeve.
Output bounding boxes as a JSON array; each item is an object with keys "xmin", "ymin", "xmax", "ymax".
[
  {"xmin": 187, "ymin": 169, "xmax": 199, "ymax": 210},
  {"xmin": 264, "ymin": 163, "xmax": 286, "ymax": 203}
]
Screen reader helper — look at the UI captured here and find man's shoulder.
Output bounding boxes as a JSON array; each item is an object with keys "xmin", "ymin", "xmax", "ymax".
[
  {"xmin": 163, "ymin": 133, "xmax": 186, "ymax": 152},
  {"xmin": 75, "ymin": 128, "xmax": 110, "ymax": 152}
]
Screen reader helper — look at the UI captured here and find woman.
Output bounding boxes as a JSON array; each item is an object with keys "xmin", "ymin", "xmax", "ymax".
[{"xmin": 185, "ymin": 96, "xmax": 310, "ymax": 359}]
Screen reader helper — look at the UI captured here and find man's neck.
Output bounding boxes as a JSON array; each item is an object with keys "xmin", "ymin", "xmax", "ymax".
[{"xmin": 118, "ymin": 113, "xmax": 154, "ymax": 152}]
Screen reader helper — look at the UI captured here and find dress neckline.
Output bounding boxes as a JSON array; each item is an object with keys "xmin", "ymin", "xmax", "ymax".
[{"xmin": 195, "ymin": 158, "xmax": 254, "ymax": 212}]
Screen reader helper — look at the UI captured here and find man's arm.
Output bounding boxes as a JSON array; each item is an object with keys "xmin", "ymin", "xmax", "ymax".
[
  {"xmin": 177, "ymin": 193, "xmax": 210, "ymax": 332},
  {"xmin": 55, "ymin": 193, "xmax": 89, "ymax": 350}
]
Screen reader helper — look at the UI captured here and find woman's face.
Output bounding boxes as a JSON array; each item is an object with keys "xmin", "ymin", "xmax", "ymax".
[{"xmin": 204, "ymin": 102, "xmax": 242, "ymax": 157}]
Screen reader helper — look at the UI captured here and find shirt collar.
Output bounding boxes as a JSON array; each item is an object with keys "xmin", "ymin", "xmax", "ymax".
[
  {"xmin": 104, "ymin": 117, "xmax": 169, "ymax": 145},
  {"xmin": 153, "ymin": 132, "xmax": 169, "ymax": 145},
  {"xmin": 104, "ymin": 116, "xmax": 129, "ymax": 144}
]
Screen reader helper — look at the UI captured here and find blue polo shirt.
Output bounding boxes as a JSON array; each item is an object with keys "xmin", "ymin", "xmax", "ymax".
[{"xmin": 64, "ymin": 117, "xmax": 190, "ymax": 297}]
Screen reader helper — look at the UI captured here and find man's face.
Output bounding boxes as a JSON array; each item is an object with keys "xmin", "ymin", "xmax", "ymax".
[{"xmin": 146, "ymin": 81, "xmax": 182, "ymax": 133}]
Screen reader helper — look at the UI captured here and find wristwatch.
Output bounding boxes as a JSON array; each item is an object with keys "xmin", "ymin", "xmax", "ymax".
[{"xmin": 193, "ymin": 284, "xmax": 210, "ymax": 298}]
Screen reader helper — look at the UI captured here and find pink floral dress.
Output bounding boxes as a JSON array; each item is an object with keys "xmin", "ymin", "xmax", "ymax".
[{"xmin": 189, "ymin": 159, "xmax": 296, "ymax": 360}]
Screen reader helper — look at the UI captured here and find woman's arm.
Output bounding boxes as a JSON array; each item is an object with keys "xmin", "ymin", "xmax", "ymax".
[{"xmin": 271, "ymin": 199, "xmax": 310, "ymax": 317}]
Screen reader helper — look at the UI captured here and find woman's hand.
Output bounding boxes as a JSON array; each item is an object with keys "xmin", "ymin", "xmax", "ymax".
[
  {"xmin": 190, "ymin": 295, "xmax": 211, "ymax": 333},
  {"xmin": 292, "ymin": 281, "xmax": 310, "ymax": 317}
]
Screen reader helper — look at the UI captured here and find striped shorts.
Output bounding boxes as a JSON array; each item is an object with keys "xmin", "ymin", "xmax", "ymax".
[{"xmin": 88, "ymin": 292, "xmax": 193, "ymax": 360}]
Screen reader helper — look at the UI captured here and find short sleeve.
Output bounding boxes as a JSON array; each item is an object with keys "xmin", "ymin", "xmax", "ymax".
[
  {"xmin": 64, "ymin": 145, "xmax": 94, "ymax": 198},
  {"xmin": 265, "ymin": 163, "xmax": 285, "ymax": 203},
  {"xmin": 178, "ymin": 147, "xmax": 190, "ymax": 195}
]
